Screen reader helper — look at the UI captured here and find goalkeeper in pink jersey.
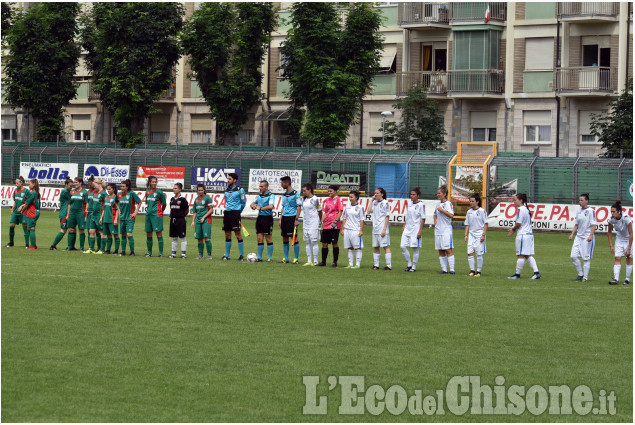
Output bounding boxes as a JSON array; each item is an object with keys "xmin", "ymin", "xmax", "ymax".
[{"xmin": 316, "ymin": 185, "xmax": 343, "ymax": 268}]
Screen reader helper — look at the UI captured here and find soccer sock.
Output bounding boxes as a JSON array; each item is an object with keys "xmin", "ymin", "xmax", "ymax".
[
  {"xmin": 68, "ymin": 232, "xmax": 76, "ymax": 249},
  {"xmin": 468, "ymin": 255, "xmax": 475, "ymax": 272},
  {"xmin": 114, "ymin": 237, "xmax": 120, "ymax": 251},
  {"xmin": 355, "ymin": 249, "xmax": 362, "ymax": 267},
  {"xmin": 23, "ymin": 226, "xmax": 29, "ymax": 246},
  {"xmin": 312, "ymin": 242, "xmax": 319, "ymax": 263},
  {"xmin": 205, "ymin": 240, "xmax": 212, "ymax": 256},
  {"xmin": 572, "ymin": 256, "xmax": 583, "ymax": 276},
  {"xmin": 9, "ymin": 226, "xmax": 15, "ymax": 243},
  {"xmin": 121, "ymin": 235, "xmax": 127, "ymax": 252},
  {"xmin": 448, "ymin": 255, "xmax": 455, "ymax": 272},
  {"xmin": 322, "ymin": 247, "xmax": 329, "ymax": 264},
  {"xmin": 180, "ymin": 237, "xmax": 187, "ymax": 254},
  {"xmin": 283, "ymin": 242, "xmax": 290, "ymax": 261},
  {"xmin": 225, "ymin": 239, "xmax": 231, "ymax": 258},
  {"xmin": 101, "ymin": 237, "xmax": 107, "ymax": 251},
  {"xmin": 373, "ymin": 252, "xmax": 380, "ymax": 267},
  {"xmin": 293, "ymin": 241, "xmax": 300, "ymax": 260},
  {"xmin": 333, "ymin": 247, "xmax": 339, "ymax": 264},
  {"xmin": 198, "ymin": 242, "xmax": 204, "ymax": 256},
  {"xmin": 348, "ymin": 249, "xmax": 355, "ymax": 266},
  {"xmin": 128, "ymin": 235, "xmax": 135, "ymax": 253},
  {"xmin": 305, "ymin": 241, "xmax": 313, "ymax": 262},
  {"xmin": 528, "ymin": 256, "xmax": 539, "ymax": 273},
  {"xmin": 106, "ymin": 238, "xmax": 112, "ymax": 251},
  {"xmin": 172, "ymin": 237, "xmax": 178, "ymax": 254},
  {"xmin": 402, "ymin": 247, "xmax": 412, "ymax": 267},
  {"xmin": 267, "ymin": 243, "xmax": 273, "ymax": 260},
  {"xmin": 626, "ymin": 265, "xmax": 633, "ymax": 281},
  {"xmin": 52, "ymin": 232, "xmax": 64, "ymax": 247},
  {"xmin": 96, "ymin": 234, "xmax": 101, "ymax": 251},
  {"xmin": 257, "ymin": 243, "xmax": 264, "ymax": 260},
  {"xmin": 385, "ymin": 253, "xmax": 392, "ymax": 268},
  {"xmin": 147, "ymin": 237, "xmax": 153, "ymax": 255},
  {"xmin": 412, "ymin": 248, "xmax": 420, "ymax": 270},
  {"xmin": 439, "ymin": 256, "xmax": 447, "ymax": 272},
  {"xmin": 157, "ymin": 236, "xmax": 164, "ymax": 255},
  {"xmin": 477, "ymin": 255, "xmax": 483, "ymax": 272},
  {"xmin": 516, "ymin": 258, "xmax": 526, "ymax": 275},
  {"xmin": 29, "ymin": 229, "xmax": 36, "ymax": 247},
  {"xmin": 89, "ymin": 236, "xmax": 95, "ymax": 251},
  {"xmin": 614, "ymin": 264, "xmax": 621, "ymax": 281},
  {"xmin": 79, "ymin": 232, "xmax": 85, "ymax": 250},
  {"xmin": 238, "ymin": 240, "xmax": 244, "ymax": 257},
  {"xmin": 582, "ymin": 260, "xmax": 590, "ymax": 279}
]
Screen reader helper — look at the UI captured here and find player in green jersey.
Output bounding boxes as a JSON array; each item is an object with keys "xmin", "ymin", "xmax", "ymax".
[
  {"xmin": 85, "ymin": 178, "xmax": 107, "ymax": 254},
  {"xmin": 191, "ymin": 184, "xmax": 214, "ymax": 259},
  {"xmin": 143, "ymin": 176, "xmax": 167, "ymax": 257},
  {"xmin": 99, "ymin": 183, "xmax": 121, "ymax": 254},
  {"xmin": 5, "ymin": 176, "xmax": 28, "ymax": 247},
  {"xmin": 66, "ymin": 177, "xmax": 88, "ymax": 251},
  {"xmin": 49, "ymin": 178, "xmax": 73, "ymax": 250},
  {"xmin": 83, "ymin": 177, "xmax": 96, "ymax": 250},
  {"xmin": 117, "ymin": 179, "xmax": 142, "ymax": 256},
  {"xmin": 111, "ymin": 188, "xmax": 124, "ymax": 254},
  {"xmin": 18, "ymin": 179, "xmax": 41, "ymax": 250}
]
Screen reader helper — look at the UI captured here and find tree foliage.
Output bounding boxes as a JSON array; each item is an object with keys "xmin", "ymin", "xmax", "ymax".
[
  {"xmin": 2, "ymin": 2, "xmax": 80, "ymax": 140},
  {"xmin": 181, "ymin": 3, "xmax": 276, "ymax": 144},
  {"xmin": 590, "ymin": 78, "xmax": 633, "ymax": 158},
  {"xmin": 1, "ymin": 2, "xmax": 13, "ymax": 37},
  {"xmin": 81, "ymin": 3, "xmax": 184, "ymax": 147},
  {"xmin": 383, "ymin": 85, "xmax": 447, "ymax": 150},
  {"xmin": 280, "ymin": 3, "xmax": 383, "ymax": 148}
]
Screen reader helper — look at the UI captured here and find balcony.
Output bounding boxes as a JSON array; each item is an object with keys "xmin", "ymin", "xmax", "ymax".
[
  {"xmin": 448, "ymin": 69, "xmax": 504, "ymax": 95},
  {"xmin": 451, "ymin": 2, "xmax": 506, "ymax": 23},
  {"xmin": 555, "ymin": 67, "xmax": 618, "ymax": 93},
  {"xmin": 558, "ymin": 2, "xmax": 619, "ymax": 21},
  {"xmin": 397, "ymin": 72, "xmax": 448, "ymax": 96},
  {"xmin": 398, "ymin": 3, "xmax": 451, "ymax": 27}
]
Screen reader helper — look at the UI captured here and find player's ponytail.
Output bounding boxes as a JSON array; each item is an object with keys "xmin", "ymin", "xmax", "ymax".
[
  {"xmin": 302, "ymin": 183, "xmax": 314, "ymax": 195},
  {"xmin": 471, "ymin": 193, "xmax": 482, "ymax": 207},
  {"xmin": 17, "ymin": 176, "xmax": 25, "ymax": 184},
  {"xmin": 107, "ymin": 183, "xmax": 117, "ymax": 194},
  {"xmin": 29, "ymin": 179, "xmax": 40, "ymax": 199},
  {"xmin": 612, "ymin": 200, "xmax": 623, "ymax": 214},
  {"xmin": 438, "ymin": 185, "xmax": 448, "ymax": 197},
  {"xmin": 121, "ymin": 179, "xmax": 132, "ymax": 193},
  {"xmin": 64, "ymin": 177, "xmax": 73, "ymax": 186},
  {"xmin": 350, "ymin": 190, "xmax": 360, "ymax": 200},
  {"xmin": 376, "ymin": 187, "xmax": 387, "ymax": 200}
]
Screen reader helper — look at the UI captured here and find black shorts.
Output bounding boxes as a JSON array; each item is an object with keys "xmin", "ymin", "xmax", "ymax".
[
  {"xmin": 223, "ymin": 210, "xmax": 241, "ymax": 232},
  {"xmin": 280, "ymin": 215, "xmax": 296, "ymax": 237},
  {"xmin": 169, "ymin": 217, "xmax": 187, "ymax": 238},
  {"xmin": 256, "ymin": 215, "xmax": 274, "ymax": 235},
  {"xmin": 321, "ymin": 228, "xmax": 340, "ymax": 244}
]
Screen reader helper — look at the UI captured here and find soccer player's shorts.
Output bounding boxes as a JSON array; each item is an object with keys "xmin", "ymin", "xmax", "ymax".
[
  {"xmin": 434, "ymin": 232, "xmax": 453, "ymax": 250},
  {"xmin": 372, "ymin": 232, "xmax": 390, "ymax": 248},
  {"xmin": 223, "ymin": 210, "xmax": 241, "ymax": 232},
  {"xmin": 614, "ymin": 240, "xmax": 632, "ymax": 258},
  {"xmin": 102, "ymin": 222, "xmax": 117, "ymax": 236},
  {"xmin": 145, "ymin": 215, "xmax": 164, "ymax": 233},
  {"xmin": 25, "ymin": 217, "xmax": 37, "ymax": 228},
  {"xmin": 343, "ymin": 229, "xmax": 363, "ymax": 249},
  {"xmin": 280, "ymin": 215, "xmax": 296, "ymax": 237},
  {"xmin": 194, "ymin": 221, "xmax": 212, "ymax": 239},
  {"xmin": 88, "ymin": 215, "xmax": 102, "ymax": 232},
  {"xmin": 9, "ymin": 212, "xmax": 23, "ymax": 225},
  {"xmin": 303, "ymin": 228, "xmax": 319, "ymax": 243},
  {"xmin": 59, "ymin": 215, "xmax": 68, "ymax": 230},
  {"xmin": 256, "ymin": 215, "xmax": 273, "ymax": 235},
  {"xmin": 120, "ymin": 219, "xmax": 136, "ymax": 234},
  {"xmin": 67, "ymin": 211, "xmax": 85, "ymax": 230},
  {"xmin": 169, "ymin": 217, "xmax": 187, "ymax": 238},
  {"xmin": 467, "ymin": 234, "xmax": 486, "ymax": 255},
  {"xmin": 400, "ymin": 234, "xmax": 421, "ymax": 248},
  {"xmin": 320, "ymin": 228, "xmax": 340, "ymax": 244},
  {"xmin": 84, "ymin": 212, "xmax": 90, "ymax": 226},
  {"xmin": 515, "ymin": 234, "xmax": 535, "ymax": 256},
  {"xmin": 571, "ymin": 235, "xmax": 594, "ymax": 260}
]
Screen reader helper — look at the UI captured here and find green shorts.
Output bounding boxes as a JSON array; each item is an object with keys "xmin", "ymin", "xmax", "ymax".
[
  {"xmin": 88, "ymin": 215, "xmax": 102, "ymax": 232},
  {"xmin": 194, "ymin": 221, "xmax": 212, "ymax": 239},
  {"xmin": 102, "ymin": 222, "xmax": 117, "ymax": 236},
  {"xmin": 120, "ymin": 219, "xmax": 136, "ymax": 235},
  {"xmin": 59, "ymin": 215, "xmax": 68, "ymax": 230},
  {"xmin": 67, "ymin": 211, "xmax": 85, "ymax": 230},
  {"xmin": 9, "ymin": 212, "xmax": 23, "ymax": 225},
  {"xmin": 144, "ymin": 215, "xmax": 164, "ymax": 233},
  {"xmin": 25, "ymin": 217, "xmax": 38, "ymax": 228}
]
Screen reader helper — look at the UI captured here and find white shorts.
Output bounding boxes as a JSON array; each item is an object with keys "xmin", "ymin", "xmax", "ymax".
[
  {"xmin": 467, "ymin": 234, "xmax": 486, "ymax": 255},
  {"xmin": 571, "ymin": 235, "xmax": 594, "ymax": 260},
  {"xmin": 614, "ymin": 240, "xmax": 633, "ymax": 258},
  {"xmin": 372, "ymin": 232, "xmax": 390, "ymax": 248},
  {"xmin": 343, "ymin": 229, "xmax": 363, "ymax": 249},
  {"xmin": 515, "ymin": 234, "xmax": 535, "ymax": 256},
  {"xmin": 303, "ymin": 228, "xmax": 319, "ymax": 243},
  {"xmin": 400, "ymin": 234, "xmax": 421, "ymax": 248},
  {"xmin": 435, "ymin": 233, "xmax": 453, "ymax": 250}
]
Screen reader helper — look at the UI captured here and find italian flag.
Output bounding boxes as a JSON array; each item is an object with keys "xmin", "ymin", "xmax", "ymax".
[{"xmin": 485, "ymin": 5, "xmax": 491, "ymax": 23}]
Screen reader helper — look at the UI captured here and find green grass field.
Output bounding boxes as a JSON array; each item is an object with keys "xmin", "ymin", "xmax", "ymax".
[{"xmin": 1, "ymin": 209, "xmax": 632, "ymax": 422}]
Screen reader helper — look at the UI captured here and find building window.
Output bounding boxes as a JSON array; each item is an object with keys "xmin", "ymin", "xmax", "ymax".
[
  {"xmin": 579, "ymin": 110, "xmax": 602, "ymax": 144},
  {"xmin": 2, "ymin": 129, "xmax": 17, "ymax": 142},
  {"xmin": 472, "ymin": 128, "xmax": 496, "ymax": 142},
  {"xmin": 470, "ymin": 111, "xmax": 497, "ymax": 142},
  {"xmin": 72, "ymin": 114, "xmax": 91, "ymax": 142},
  {"xmin": 524, "ymin": 38, "xmax": 554, "ymax": 70},
  {"xmin": 523, "ymin": 110, "xmax": 551, "ymax": 144},
  {"xmin": 151, "ymin": 132, "xmax": 170, "ymax": 143},
  {"xmin": 192, "ymin": 130, "xmax": 212, "ymax": 143},
  {"xmin": 237, "ymin": 129, "xmax": 254, "ymax": 144},
  {"xmin": 74, "ymin": 130, "xmax": 91, "ymax": 141},
  {"xmin": 379, "ymin": 44, "xmax": 397, "ymax": 74},
  {"xmin": 1, "ymin": 115, "xmax": 17, "ymax": 141}
]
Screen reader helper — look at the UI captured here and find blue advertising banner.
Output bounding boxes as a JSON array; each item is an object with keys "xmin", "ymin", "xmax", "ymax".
[
  {"xmin": 84, "ymin": 164, "xmax": 130, "ymax": 184},
  {"xmin": 191, "ymin": 167, "xmax": 241, "ymax": 191}
]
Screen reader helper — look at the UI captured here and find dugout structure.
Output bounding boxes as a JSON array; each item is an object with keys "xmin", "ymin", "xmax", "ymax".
[{"xmin": 447, "ymin": 142, "xmax": 497, "ymax": 220}]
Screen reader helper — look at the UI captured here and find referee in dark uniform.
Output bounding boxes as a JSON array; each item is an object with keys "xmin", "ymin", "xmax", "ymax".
[{"xmin": 169, "ymin": 183, "xmax": 189, "ymax": 258}]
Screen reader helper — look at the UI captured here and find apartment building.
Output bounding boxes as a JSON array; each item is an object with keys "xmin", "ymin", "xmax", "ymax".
[{"xmin": 1, "ymin": 2, "xmax": 632, "ymax": 157}]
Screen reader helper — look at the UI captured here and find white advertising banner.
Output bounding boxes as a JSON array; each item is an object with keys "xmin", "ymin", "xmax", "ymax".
[
  {"xmin": 248, "ymin": 169, "xmax": 302, "ymax": 194},
  {"xmin": 84, "ymin": 164, "xmax": 131, "ymax": 184},
  {"xmin": 19, "ymin": 162, "xmax": 78, "ymax": 186}
]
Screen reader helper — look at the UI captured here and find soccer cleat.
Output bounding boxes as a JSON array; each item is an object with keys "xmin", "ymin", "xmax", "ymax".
[
  {"xmin": 94, "ymin": 250, "xmax": 104, "ymax": 255},
  {"xmin": 292, "ymin": 259, "xmax": 299, "ymax": 264},
  {"xmin": 196, "ymin": 255, "xmax": 204, "ymax": 260},
  {"xmin": 50, "ymin": 246, "xmax": 58, "ymax": 251},
  {"xmin": 157, "ymin": 254, "xmax": 163, "ymax": 258},
  {"xmin": 407, "ymin": 268, "xmax": 416, "ymax": 272},
  {"xmin": 608, "ymin": 279, "xmax": 619, "ymax": 285},
  {"xmin": 531, "ymin": 272, "xmax": 542, "ymax": 280},
  {"xmin": 508, "ymin": 274, "xmax": 521, "ymax": 279},
  {"xmin": 623, "ymin": 280, "xmax": 630, "ymax": 285},
  {"xmin": 129, "ymin": 252, "xmax": 135, "ymax": 257},
  {"xmin": 112, "ymin": 250, "xmax": 118, "ymax": 255},
  {"xmin": 119, "ymin": 252, "xmax": 126, "ymax": 257},
  {"xmin": 315, "ymin": 262, "xmax": 326, "ymax": 267},
  {"xmin": 331, "ymin": 263, "xmax": 337, "ymax": 268},
  {"xmin": 104, "ymin": 250, "xmax": 111, "ymax": 255},
  {"xmin": 475, "ymin": 272, "xmax": 482, "ymax": 277},
  {"xmin": 582, "ymin": 277, "xmax": 588, "ymax": 282},
  {"xmin": 25, "ymin": 246, "xmax": 30, "ymax": 249},
  {"xmin": 27, "ymin": 246, "xmax": 36, "ymax": 250},
  {"xmin": 144, "ymin": 253, "xmax": 152, "ymax": 257},
  {"xmin": 439, "ymin": 270, "xmax": 448, "ymax": 274},
  {"xmin": 181, "ymin": 254, "xmax": 186, "ymax": 259},
  {"xmin": 383, "ymin": 266, "xmax": 392, "ymax": 271},
  {"xmin": 69, "ymin": 247, "xmax": 79, "ymax": 251},
  {"xmin": 83, "ymin": 249, "xmax": 94, "ymax": 254},
  {"xmin": 468, "ymin": 271, "xmax": 475, "ymax": 277},
  {"xmin": 207, "ymin": 256, "xmax": 212, "ymax": 260},
  {"xmin": 279, "ymin": 259, "xmax": 289, "ymax": 264},
  {"xmin": 5, "ymin": 242, "xmax": 14, "ymax": 247},
  {"xmin": 256, "ymin": 259, "xmax": 263, "ymax": 262},
  {"xmin": 449, "ymin": 271, "xmax": 456, "ymax": 275},
  {"xmin": 404, "ymin": 266, "xmax": 412, "ymax": 272},
  {"xmin": 372, "ymin": 266, "xmax": 380, "ymax": 270},
  {"xmin": 221, "ymin": 256, "xmax": 230, "ymax": 261},
  {"xmin": 574, "ymin": 275, "xmax": 584, "ymax": 282},
  {"xmin": 64, "ymin": 247, "xmax": 70, "ymax": 251},
  {"xmin": 168, "ymin": 254, "xmax": 177, "ymax": 258},
  {"xmin": 237, "ymin": 255, "xmax": 244, "ymax": 261},
  {"xmin": 303, "ymin": 262, "xmax": 313, "ymax": 266},
  {"xmin": 353, "ymin": 265, "xmax": 361, "ymax": 269},
  {"xmin": 345, "ymin": 265, "xmax": 353, "ymax": 269},
  {"xmin": 313, "ymin": 262, "xmax": 319, "ymax": 266}
]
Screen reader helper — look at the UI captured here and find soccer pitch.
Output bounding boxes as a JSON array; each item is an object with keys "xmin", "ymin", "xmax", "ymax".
[{"xmin": 1, "ymin": 210, "xmax": 632, "ymax": 422}]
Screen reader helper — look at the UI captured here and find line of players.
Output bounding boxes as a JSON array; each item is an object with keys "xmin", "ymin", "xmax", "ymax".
[{"xmin": 5, "ymin": 175, "xmax": 633, "ymax": 283}]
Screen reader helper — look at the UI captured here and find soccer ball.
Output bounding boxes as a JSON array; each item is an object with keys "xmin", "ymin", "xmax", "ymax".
[{"xmin": 247, "ymin": 253, "xmax": 258, "ymax": 263}]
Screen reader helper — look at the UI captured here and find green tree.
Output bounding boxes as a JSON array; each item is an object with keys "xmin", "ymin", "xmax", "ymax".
[
  {"xmin": 81, "ymin": 3, "xmax": 184, "ymax": 147},
  {"xmin": 1, "ymin": 2, "xmax": 13, "ymax": 37},
  {"xmin": 590, "ymin": 79, "xmax": 633, "ymax": 158},
  {"xmin": 181, "ymin": 3, "xmax": 276, "ymax": 145},
  {"xmin": 383, "ymin": 85, "xmax": 447, "ymax": 150},
  {"xmin": 281, "ymin": 3, "xmax": 383, "ymax": 148},
  {"xmin": 2, "ymin": 2, "xmax": 80, "ymax": 140}
]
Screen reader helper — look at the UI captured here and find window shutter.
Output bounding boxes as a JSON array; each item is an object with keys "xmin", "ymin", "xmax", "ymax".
[
  {"xmin": 191, "ymin": 115, "xmax": 213, "ymax": 131},
  {"xmin": 525, "ymin": 38, "xmax": 554, "ymax": 70},
  {"xmin": 73, "ymin": 115, "xmax": 91, "ymax": 130},
  {"xmin": 523, "ymin": 110, "xmax": 551, "ymax": 126},
  {"xmin": 471, "ymin": 111, "xmax": 497, "ymax": 129}
]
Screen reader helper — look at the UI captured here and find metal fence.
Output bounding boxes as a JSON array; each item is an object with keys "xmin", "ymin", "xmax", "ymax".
[{"xmin": 2, "ymin": 143, "xmax": 632, "ymax": 206}]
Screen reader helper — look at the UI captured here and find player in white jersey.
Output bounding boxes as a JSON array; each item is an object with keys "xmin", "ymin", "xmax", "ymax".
[
  {"xmin": 299, "ymin": 183, "xmax": 322, "ymax": 266},
  {"xmin": 434, "ymin": 185, "xmax": 455, "ymax": 274},
  {"xmin": 341, "ymin": 191, "xmax": 364, "ymax": 268},
  {"xmin": 507, "ymin": 193, "xmax": 541, "ymax": 279},
  {"xmin": 368, "ymin": 187, "xmax": 392, "ymax": 270},
  {"xmin": 569, "ymin": 193, "xmax": 596, "ymax": 282},
  {"xmin": 400, "ymin": 188, "xmax": 426, "ymax": 272},
  {"xmin": 464, "ymin": 193, "xmax": 488, "ymax": 276},
  {"xmin": 607, "ymin": 201, "xmax": 633, "ymax": 285}
]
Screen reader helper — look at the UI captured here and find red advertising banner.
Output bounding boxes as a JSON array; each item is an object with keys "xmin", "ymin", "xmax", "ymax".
[{"xmin": 136, "ymin": 166, "xmax": 185, "ymax": 189}]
